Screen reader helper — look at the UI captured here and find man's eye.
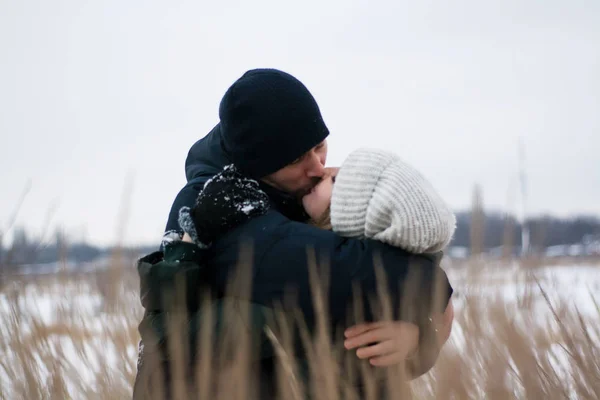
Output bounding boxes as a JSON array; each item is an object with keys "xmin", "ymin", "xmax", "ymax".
[
  {"xmin": 290, "ymin": 157, "xmax": 302, "ymax": 165},
  {"xmin": 331, "ymin": 176, "xmax": 336, "ymax": 183}
]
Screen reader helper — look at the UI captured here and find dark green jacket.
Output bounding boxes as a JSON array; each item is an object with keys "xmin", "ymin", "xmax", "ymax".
[{"xmin": 137, "ymin": 240, "xmax": 276, "ymax": 364}]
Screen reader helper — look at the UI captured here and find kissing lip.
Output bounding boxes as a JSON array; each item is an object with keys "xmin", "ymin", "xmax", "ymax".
[
  {"xmin": 305, "ymin": 185, "xmax": 319, "ymax": 197},
  {"xmin": 300, "ymin": 189, "xmax": 312, "ymax": 199},
  {"xmin": 299, "ymin": 185, "xmax": 316, "ymax": 198}
]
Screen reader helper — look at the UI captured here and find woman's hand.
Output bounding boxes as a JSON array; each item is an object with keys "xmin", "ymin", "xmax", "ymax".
[
  {"xmin": 343, "ymin": 321, "xmax": 419, "ymax": 367},
  {"xmin": 344, "ymin": 300, "xmax": 455, "ymax": 368}
]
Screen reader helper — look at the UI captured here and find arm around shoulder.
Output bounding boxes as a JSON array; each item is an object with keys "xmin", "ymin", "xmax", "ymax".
[{"xmin": 251, "ymin": 219, "xmax": 454, "ymax": 326}]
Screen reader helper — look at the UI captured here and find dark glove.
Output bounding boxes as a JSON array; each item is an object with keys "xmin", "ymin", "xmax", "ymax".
[{"xmin": 178, "ymin": 164, "xmax": 270, "ymax": 247}]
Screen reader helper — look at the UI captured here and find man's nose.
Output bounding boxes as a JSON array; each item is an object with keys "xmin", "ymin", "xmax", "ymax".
[{"xmin": 306, "ymin": 151, "xmax": 325, "ymax": 178}]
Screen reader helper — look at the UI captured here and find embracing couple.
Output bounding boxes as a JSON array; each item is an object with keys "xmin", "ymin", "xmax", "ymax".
[{"xmin": 133, "ymin": 68, "xmax": 456, "ymax": 399}]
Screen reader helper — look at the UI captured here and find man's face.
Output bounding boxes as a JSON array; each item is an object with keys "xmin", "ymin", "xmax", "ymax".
[{"xmin": 262, "ymin": 140, "xmax": 328, "ymax": 198}]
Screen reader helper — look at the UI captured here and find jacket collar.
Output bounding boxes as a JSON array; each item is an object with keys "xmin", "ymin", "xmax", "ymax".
[{"xmin": 258, "ymin": 181, "xmax": 310, "ymax": 222}]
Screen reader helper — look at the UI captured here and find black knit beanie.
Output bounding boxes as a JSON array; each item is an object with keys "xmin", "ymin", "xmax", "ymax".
[{"xmin": 219, "ymin": 68, "xmax": 330, "ymax": 179}]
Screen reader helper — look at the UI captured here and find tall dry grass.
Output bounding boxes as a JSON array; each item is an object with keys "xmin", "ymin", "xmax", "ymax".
[{"xmin": 1, "ymin": 254, "xmax": 599, "ymax": 400}]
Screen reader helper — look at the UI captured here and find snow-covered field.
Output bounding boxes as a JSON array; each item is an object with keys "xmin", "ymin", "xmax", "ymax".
[
  {"xmin": 1, "ymin": 261, "xmax": 599, "ymax": 399},
  {"xmin": 449, "ymin": 262, "xmax": 600, "ymax": 318}
]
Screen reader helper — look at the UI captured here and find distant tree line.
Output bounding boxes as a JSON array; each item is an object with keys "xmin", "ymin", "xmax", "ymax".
[
  {"xmin": 451, "ymin": 211, "xmax": 600, "ymax": 252},
  {"xmin": 1, "ymin": 212, "xmax": 599, "ymax": 266},
  {"xmin": 0, "ymin": 227, "xmax": 157, "ymax": 266}
]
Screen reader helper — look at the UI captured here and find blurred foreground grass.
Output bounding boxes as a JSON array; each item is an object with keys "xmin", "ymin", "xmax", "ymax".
[{"xmin": 1, "ymin": 256, "xmax": 599, "ymax": 400}]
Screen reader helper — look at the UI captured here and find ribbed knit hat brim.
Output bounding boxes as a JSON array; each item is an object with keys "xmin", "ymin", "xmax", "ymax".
[
  {"xmin": 330, "ymin": 149, "xmax": 396, "ymax": 238},
  {"xmin": 331, "ymin": 148, "xmax": 456, "ymax": 253}
]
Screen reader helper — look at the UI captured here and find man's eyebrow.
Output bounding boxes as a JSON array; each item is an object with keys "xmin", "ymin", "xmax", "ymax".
[{"xmin": 291, "ymin": 142, "xmax": 322, "ymax": 165}]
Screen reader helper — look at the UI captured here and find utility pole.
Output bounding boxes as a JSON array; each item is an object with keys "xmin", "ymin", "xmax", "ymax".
[
  {"xmin": 470, "ymin": 183, "xmax": 485, "ymax": 257},
  {"xmin": 518, "ymin": 138, "xmax": 530, "ymax": 256}
]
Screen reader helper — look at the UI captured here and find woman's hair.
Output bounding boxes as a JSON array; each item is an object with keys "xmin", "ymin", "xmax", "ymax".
[
  {"xmin": 308, "ymin": 205, "xmax": 332, "ymax": 230},
  {"xmin": 307, "ymin": 169, "xmax": 337, "ymax": 230}
]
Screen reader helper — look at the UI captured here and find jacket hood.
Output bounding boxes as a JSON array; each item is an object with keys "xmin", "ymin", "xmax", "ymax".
[{"xmin": 184, "ymin": 123, "xmax": 232, "ymax": 182}]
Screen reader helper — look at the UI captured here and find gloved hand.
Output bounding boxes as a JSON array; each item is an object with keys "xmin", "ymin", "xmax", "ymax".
[{"xmin": 178, "ymin": 164, "xmax": 271, "ymax": 247}]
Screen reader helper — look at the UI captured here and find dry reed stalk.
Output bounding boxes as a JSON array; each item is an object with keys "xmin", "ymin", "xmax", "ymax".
[{"xmin": 1, "ymin": 254, "xmax": 599, "ymax": 400}]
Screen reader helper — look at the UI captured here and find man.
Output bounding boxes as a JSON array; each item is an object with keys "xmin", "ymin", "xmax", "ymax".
[{"xmin": 133, "ymin": 68, "xmax": 454, "ymax": 399}]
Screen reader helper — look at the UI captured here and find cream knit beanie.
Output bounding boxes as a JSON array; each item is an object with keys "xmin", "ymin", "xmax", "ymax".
[{"xmin": 330, "ymin": 148, "xmax": 456, "ymax": 253}]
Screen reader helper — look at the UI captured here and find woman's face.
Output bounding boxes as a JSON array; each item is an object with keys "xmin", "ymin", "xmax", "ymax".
[{"xmin": 302, "ymin": 167, "xmax": 339, "ymax": 220}]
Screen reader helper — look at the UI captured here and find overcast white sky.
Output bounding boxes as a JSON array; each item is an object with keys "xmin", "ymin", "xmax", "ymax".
[{"xmin": 1, "ymin": 0, "xmax": 599, "ymax": 247}]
